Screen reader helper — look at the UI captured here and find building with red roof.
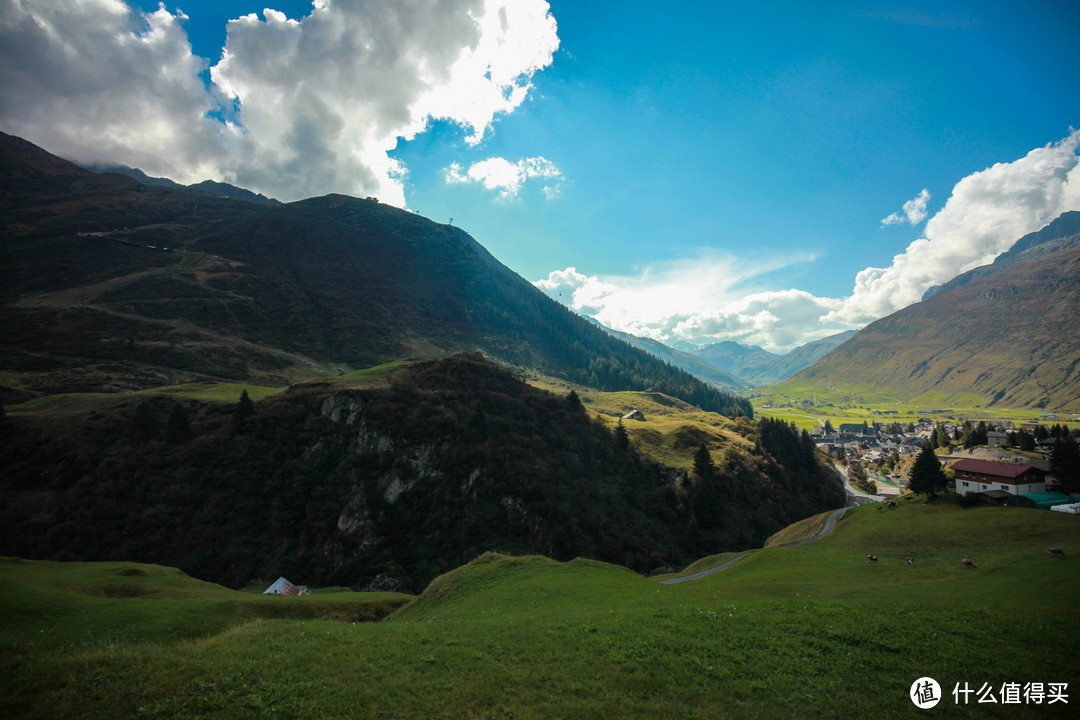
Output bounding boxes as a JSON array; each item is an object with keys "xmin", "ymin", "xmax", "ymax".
[{"xmin": 951, "ymin": 458, "xmax": 1046, "ymax": 497}]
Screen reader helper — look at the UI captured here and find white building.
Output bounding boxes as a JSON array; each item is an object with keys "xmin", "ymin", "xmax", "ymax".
[{"xmin": 951, "ymin": 459, "xmax": 1046, "ymax": 497}]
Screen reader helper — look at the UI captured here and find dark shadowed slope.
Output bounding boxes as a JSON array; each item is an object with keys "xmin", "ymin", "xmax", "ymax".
[{"xmin": 0, "ymin": 132, "xmax": 750, "ymax": 416}]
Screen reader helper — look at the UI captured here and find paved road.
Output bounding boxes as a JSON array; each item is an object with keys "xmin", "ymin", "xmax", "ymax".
[
  {"xmin": 776, "ymin": 507, "xmax": 848, "ymax": 548},
  {"xmin": 833, "ymin": 463, "xmax": 885, "ymax": 506},
  {"xmin": 658, "ymin": 552, "xmax": 755, "ymax": 585},
  {"xmin": 658, "ymin": 507, "xmax": 848, "ymax": 584}
]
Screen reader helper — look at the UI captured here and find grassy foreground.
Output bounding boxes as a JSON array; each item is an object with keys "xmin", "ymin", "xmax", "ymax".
[{"xmin": 2, "ymin": 502, "xmax": 1078, "ymax": 719}]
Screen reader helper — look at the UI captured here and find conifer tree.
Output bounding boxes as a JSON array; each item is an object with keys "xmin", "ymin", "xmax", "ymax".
[
  {"xmin": 1050, "ymin": 435, "xmax": 1080, "ymax": 494},
  {"xmin": 131, "ymin": 400, "xmax": 158, "ymax": 443},
  {"xmin": 165, "ymin": 402, "xmax": 193, "ymax": 444},
  {"xmin": 693, "ymin": 442, "xmax": 715, "ymax": 480},
  {"xmin": 691, "ymin": 443, "xmax": 723, "ymax": 528},
  {"xmin": 614, "ymin": 419, "xmax": 629, "ymax": 450},
  {"xmin": 908, "ymin": 443, "xmax": 947, "ymax": 499},
  {"xmin": 230, "ymin": 389, "xmax": 255, "ymax": 435},
  {"xmin": 235, "ymin": 389, "xmax": 254, "ymax": 421}
]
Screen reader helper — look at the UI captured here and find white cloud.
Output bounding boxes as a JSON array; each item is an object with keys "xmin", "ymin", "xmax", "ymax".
[
  {"xmin": 881, "ymin": 188, "xmax": 930, "ymax": 225},
  {"xmin": 670, "ymin": 290, "xmax": 845, "ymax": 351},
  {"xmin": 445, "ymin": 156, "xmax": 561, "ymax": 198},
  {"xmin": 535, "ymin": 130, "xmax": 1080, "ymax": 352},
  {"xmin": 0, "ymin": 0, "xmax": 560, "ymax": 204},
  {"xmin": 829, "ymin": 129, "xmax": 1080, "ymax": 324},
  {"xmin": 0, "ymin": 0, "xmax": 228, "ymax": 181},
  {"xmin": 533, "ymin": 254, "xmax": 849, "ymax": 353}
]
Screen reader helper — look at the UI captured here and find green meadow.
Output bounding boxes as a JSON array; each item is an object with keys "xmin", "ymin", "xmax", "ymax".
[
  {"xmin": 2, "ymin": 502, "xmax": 1077, "ymax": 719},
  {"xmin": 752, "ymin": 380, "xmax": 1073, "ymax": 431}
]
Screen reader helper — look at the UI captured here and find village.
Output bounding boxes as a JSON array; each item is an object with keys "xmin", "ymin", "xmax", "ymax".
[{"xmin": 809, "ymin": 416, "xmax": 1080, "ymax": 513}]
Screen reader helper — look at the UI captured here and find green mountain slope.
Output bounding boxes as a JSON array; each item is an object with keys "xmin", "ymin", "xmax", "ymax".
[
  {"xmin": 754, "ymin": 331, "xmax": 856, "ymax": 384},
  {"xmin": 0, "ymin": 132, "xmax": 749, "ymax": 416},
  {"xmin": 774, "ymin": 221, "xmax": 1080, "ymax": 409},
  {"xmin": 590, "ymin": 321, "xmax": 750, "ymax": 392}
]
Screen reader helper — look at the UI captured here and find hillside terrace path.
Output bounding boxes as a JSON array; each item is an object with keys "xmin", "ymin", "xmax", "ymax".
[{"xmin": 658, "ymin": 507, "xmax": 848, "ymax": 585}]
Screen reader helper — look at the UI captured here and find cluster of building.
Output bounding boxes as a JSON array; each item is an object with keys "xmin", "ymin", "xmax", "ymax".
[
  {"xmin": 810, "ymin": 418, "xmax": 1079, "ymax": 512},
  {"xmin": 809, "ymin": 421, "xmax": 927, "ymax": 466}
]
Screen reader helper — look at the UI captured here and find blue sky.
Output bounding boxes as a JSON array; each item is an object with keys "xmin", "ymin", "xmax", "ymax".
[{"xmin": 3, "ymin": 0, "xmax": 1079, "ymax": 351}]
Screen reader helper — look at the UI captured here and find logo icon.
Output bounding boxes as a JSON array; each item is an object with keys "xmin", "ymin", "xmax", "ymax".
[{"xmin": 911, "ymin": 677, "xmax": 942, "ymax": 709}]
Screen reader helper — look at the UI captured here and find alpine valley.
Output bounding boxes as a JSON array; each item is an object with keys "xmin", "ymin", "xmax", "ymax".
[{"xmin": 0, "ymin": 133, "xmax": 842, "ymax": 591}]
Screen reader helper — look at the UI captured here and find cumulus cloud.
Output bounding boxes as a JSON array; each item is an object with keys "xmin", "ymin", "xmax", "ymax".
[
  {"xmin": 670, "ymin": 291, "xmax": 845, "ymax": 350},
  {"xmin": 829, "ymin": 129, "xmax": 1080, "ymax": 324},
  {"xmin": 533, "ymin": 254, "xmax": 849, "ymax": 353},
  {"xmin": 0, "ymin": 0, "xmax": 560, "ymax": 204},
  {"xmin": 0, "ymin": 0, "xmax": 229, "ymax": 181},
  {"xmin": 445, "ymin": 156, "xmax": 561, "ymax": 198},
  {"xmin": 881, "ymin": 188, "xmax": 931, "ymax": 225}
]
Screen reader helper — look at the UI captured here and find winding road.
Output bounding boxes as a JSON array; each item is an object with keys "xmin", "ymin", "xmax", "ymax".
[{"xmin": 658, "ymin": 507, "xmax": 848, "ymax": 584}]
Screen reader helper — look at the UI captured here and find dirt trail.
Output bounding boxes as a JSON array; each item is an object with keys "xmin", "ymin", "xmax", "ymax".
[{"xmin": 658, "ymin": 507, "xmax": 848, "ymax": 585}]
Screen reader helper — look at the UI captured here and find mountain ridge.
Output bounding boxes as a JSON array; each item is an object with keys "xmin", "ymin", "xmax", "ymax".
[
  {"xmin": 777, "ymin": 218, "xmax": 1080, "ymax": 409},
  {"xmin": 82, "ymin": 162, "xmax": 282, "ymax": 206},
  {"xmin": 922, "ymin": 210, "xmax": 1080, "ymax": 300}
]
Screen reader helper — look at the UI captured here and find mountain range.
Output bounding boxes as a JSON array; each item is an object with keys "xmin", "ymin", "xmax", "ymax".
[
  {"xmin": 5, "ymin": 130, "xmax": 1075, "ymax": 415},
  {"xmin": 4, "ymin": 128, "xmax": 1071, "ymax": 593},
  {"xmin": 594, "ymin": 321, "xmax": 856, "ymax": 389},
  {"xmin": 0, "ymin": 132, "xmax": 864, "ymax": 590},
  {"xmin": 690, "ymin": 332, "xmax": 856, "ymax": 387},
  {"xmin": 592, "ymin": 211, "xmax": 1080, "ymax": 410}
]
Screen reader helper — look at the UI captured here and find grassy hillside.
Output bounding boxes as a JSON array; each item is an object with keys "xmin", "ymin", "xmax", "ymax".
[
  {"xmin": 0, "ymin": 558, "xmax": 409, "ymax": 652},
  {"xmin": 770, "ymin": 231, "xmax": 1080, "ymax": 410},
  {"xmin": 3, "ymin": 502, "xmax": 1076, "ymax": 719}
]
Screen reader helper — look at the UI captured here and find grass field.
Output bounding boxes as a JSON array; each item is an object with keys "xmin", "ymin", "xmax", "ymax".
[
  {"xmin": 3, "ymin": 501, "xmax": 1077, "ymax": 718},
  {"xmin": 752, "ymin": 380, "xmax": 1075, "ymax": 432},
  {"xmin": 524, "ymin": 379, "xmax": 753, "ymax": 469}
]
